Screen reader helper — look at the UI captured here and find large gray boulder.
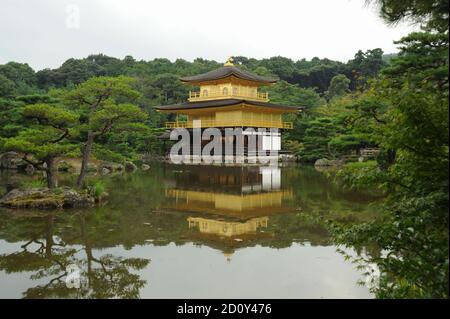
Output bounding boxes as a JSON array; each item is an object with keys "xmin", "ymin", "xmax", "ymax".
[
  {"xmin": 314, "ymin": 158, "xmax": 344, "ymax": 167},
  {"xmin": 100, "ymin": 162, "xmax": 115, "ymax": 171},
  {"xmin": 279, "ymin": 154, "xmax": 297, "ymax": 162},
  {"xmin": 124, "ymin": 161, "xmax": 137, "ymax": 172},
  {"xmin": 61, "ymin": 187, "xmax": 95, "ymax": 208},
  {"xmin": 314, "ymin": 158, "xmax": 330, "ymax": 167}
]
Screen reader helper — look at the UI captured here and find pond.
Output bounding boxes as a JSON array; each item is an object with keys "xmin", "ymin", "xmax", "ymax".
[{"xmin": 0, "ymin": 163, "xmax": 380, "ymax": 299}]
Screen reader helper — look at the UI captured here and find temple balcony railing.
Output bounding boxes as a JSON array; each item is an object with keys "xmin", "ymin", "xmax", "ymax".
[
  {"xmin": 188, "ymin": 90, "xmax": 269, "ymax": 102},
  {"xmin": 164, "ymin": 119, "xmax": 293, "ymax": 129}
]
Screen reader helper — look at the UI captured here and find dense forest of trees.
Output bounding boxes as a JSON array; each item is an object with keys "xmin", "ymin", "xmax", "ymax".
[
  {"xmin": 0, "ymin": 47, "xmax": 390, "ymax": 166},
  {"xmin": 0, "ymin": 48, "xmax": 387, "ymax": 95}
]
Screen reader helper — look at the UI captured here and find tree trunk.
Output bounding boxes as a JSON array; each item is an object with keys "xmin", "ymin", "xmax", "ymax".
[
  {"xmin": 387, "ymin": 149, "xmax": 396, "ymax": 165},
  {"xmin": 79, "ymin": 214, "xmax": 92, "ymax": 286},
  {"xmin": 45, "ymin": 157, "xmax": 57, "ymax": 189},
  {"xmin": 77, "ymin": 132, "xmax": 95, "ymax": 189},
  {"xmin": 45, "ymin": 214, "xmax": 54, "ymax": 257}
]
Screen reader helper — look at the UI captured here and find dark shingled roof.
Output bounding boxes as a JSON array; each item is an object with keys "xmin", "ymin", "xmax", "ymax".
[
  {"xmin": 155, "ymin": 99, "xmax": 301, "ymax": 112},
  {"xmin": 179, "ymin": 65, "xmax": 277, "ymax": 84}
]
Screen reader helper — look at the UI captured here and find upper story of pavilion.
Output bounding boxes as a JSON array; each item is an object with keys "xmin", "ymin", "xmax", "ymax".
[
  {"xmin": 155, "ymin": 58, "xmax": 302, "ymax": 129},
  {"xmin": 182, "ymin": 57, "xmax": 275, "ymax": 102}
]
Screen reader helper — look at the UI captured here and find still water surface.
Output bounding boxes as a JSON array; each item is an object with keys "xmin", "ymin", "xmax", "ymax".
[{"xmin": 0, "ymin": 164, "xmax": 379, "ymax": 298}]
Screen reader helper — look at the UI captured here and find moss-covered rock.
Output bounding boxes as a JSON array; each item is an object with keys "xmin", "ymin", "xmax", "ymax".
[
  {"xmin": 100, "ymin": 162, "xmax": 115, "ymax": 171},
  {"xmin": 0, "ymin": 187, "xmax": 95, "ymax": 209},
  {"xmin": 314, "ymin": 158, "xmax": 344, "ymax": 167},
  {"xmin": 124, "ymin": 161, "xmax": 137, "ymax": 172}
]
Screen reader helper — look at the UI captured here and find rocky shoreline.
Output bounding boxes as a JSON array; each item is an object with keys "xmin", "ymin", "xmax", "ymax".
[
  {"xmin": 0, "ymin": 152, "xmax": 149, "ymax": 174},
  {"xmin": 0, "ymin": 152, "xmax": 151, "ymax": 210}
]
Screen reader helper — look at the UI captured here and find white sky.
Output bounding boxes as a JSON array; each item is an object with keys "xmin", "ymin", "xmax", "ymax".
[{"xmin": 0, "ymin": 0, "xmax": 417, "ymax": 71}]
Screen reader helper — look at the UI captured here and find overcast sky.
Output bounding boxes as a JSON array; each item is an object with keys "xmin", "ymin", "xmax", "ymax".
[{"xmin": 1, "ymin": 0, "xmax": 417, "ymax": 71}]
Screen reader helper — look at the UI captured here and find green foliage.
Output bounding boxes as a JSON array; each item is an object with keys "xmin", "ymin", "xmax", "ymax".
[
  {"xmin": 328, "ymin": 134, "xmax": 368, "ymax": 155},
  {"xmin": 326, "ymin": 74, "xmax": 350, "ymax": 100},
  {"xmin": 347, "ymin": 48, "xmax": 387, "ymax": 89},
  {"xmin": 89, "ymin": 103, "xmax": 146, "ymax": 131},
  {"xmin": 93, "ymin": 145, "xmax": 126, "ymax": 163},
  {"xmin": 0, "ymin": 62, "xmax": 36, "ymax": 95},
  {"xmin": 88, "ymin": 180, "xmax": 106, "ymax": 198},
  {"xmin": 268, "ymin": 80, "xmax": 325, "ymax": 110},
  {"xmin": 0, "ymin": 98, "xmax": 25, "ymax": 138},
  {"xmin": 2, "ymin": 103, "xmax": 79, "ymax": 188},
  {"xmin": 335, "ymin": 161, "xmax": 381, "ymax": 190},
  {"xmin": 3, "ymin": 103, "xmax": 79, "ymax": 159},
  {"xmin": 63, "ymin": 76, "xmax": 148, "ymax": 159},
  {"xmin": 301, "ymin": 117, "xmax": 338, "ymax": 161},
  {"xmin": 148, "ymin": 73, "xmax": 189, "ymax": 104},
  {"xmin": 15, "ymin": 94, "xmax": 57, "ymax": 104},
  {"xmin": 329, "ymin": 0, "xmax": 449, "ymax": 298},
  {"xmin": 285, "ymin": 94, "xmax": 366, "ymax": 162},
  {"xmin": 24, "ymin": 103, "xmax": 79, "ymax": 128},
  {"xmin": 0, "ymin": 74, "xmax": 16, "ymax": 97},
  {"xmin": 283, "ymin": 139, "xmax": 304, "ymax": 156},
  {"xmin": 29, "ymin": 51, "xmax": 388, "ymax": 96},
  {"xmin": 368, "ymin": 0, "xmax": 449, "ymax": 32},
  {"xmin": 3, "ymin": 130, "xmax": 77, "ymax": 159},
  {"xmin": 65, "ymin": 76, "xmax": 141, "ymax": 110},
  {"xmin": 20, "ymin": 178, "xmax": 47, "ymax": 189}
]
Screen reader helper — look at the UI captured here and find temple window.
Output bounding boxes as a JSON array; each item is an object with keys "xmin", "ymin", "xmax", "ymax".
[
  {"xmin": 202, "ymin": 89, "xmax": 208, "ymax": 97},
  {"xmin": 222, "ymin": 87, "xmax": 228, "ymax": 96}
]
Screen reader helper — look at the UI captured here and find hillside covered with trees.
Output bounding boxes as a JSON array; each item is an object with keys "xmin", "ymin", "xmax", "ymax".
[{"xmin": 0, "ymin": 47, "xmax": 389, "ymax": 163}]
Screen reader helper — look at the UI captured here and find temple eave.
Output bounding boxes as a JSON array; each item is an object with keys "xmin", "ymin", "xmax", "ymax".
[
  {"xmin": 155, "ymin": 99, "xmax": 302, "ymax": 113},
  {"xmin": 179, "ymin": 65, "xmax": 277, "ymax": 84}
]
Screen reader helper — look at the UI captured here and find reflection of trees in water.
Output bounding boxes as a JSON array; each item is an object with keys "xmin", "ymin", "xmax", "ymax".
[
  {"xmin": 76, "ymin": 213, "xmax": 149, "ymax": 298},
  {"xmin": 0, "ymin": 164, "xmax": 382, "ymax": 297},
  {"xmin": 0, "ymin": 213, "xmax": 150, "ymax": 298}
]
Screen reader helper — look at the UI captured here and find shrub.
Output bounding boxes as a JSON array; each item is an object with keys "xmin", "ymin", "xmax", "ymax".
[{"xmin": 20, "ymin": 178, "xmax": 46, "ymax": 189}]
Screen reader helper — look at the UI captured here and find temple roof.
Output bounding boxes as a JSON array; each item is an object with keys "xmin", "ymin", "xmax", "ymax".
[
  {"xmin": 179, "ymin": 65, "xmax": 277, "ymax": 84},
  {"xmin": 155, "ymin": 98, "xmax": 302, "ymax": 112}
]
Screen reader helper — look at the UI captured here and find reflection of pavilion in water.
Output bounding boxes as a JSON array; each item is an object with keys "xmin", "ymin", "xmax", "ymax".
[
  {"xmin": 164, "ymin": 165, "xmax": 293, "ymax": 220},
  {"xmin": 187, "ymin": 216, "xmax": 268, "ymax": 237},
  {"xmin": 164, "ymin": 165, "xmax": 294, "ymax": 250}
]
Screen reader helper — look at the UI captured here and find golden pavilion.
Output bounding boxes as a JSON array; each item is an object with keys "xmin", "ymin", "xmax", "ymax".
[{"xmin": 155, "ymin": 57, "xmax": 301, "ymax": 157}]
